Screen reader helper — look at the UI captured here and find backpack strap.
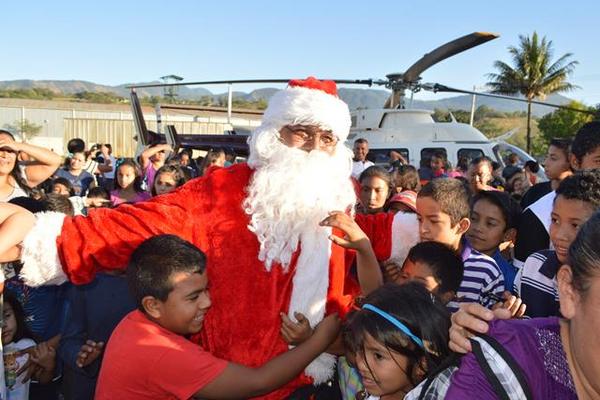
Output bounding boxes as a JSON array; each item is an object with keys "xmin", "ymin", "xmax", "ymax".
[{"xmin": 470, "ymin": 334, "xmax": 533, "ymax": 400}]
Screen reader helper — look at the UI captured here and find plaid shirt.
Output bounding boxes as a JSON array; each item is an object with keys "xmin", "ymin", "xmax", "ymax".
[{"xmin": 405, "ymin": 365, "xmax": 457, "ymax": 400}]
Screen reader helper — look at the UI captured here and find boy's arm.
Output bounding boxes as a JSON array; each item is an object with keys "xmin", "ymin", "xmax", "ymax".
[
  {"xmin": 320, "ymin": 211, "xmax": 383, "ymax": 295},
  {"xmin": 0, "ymin": 203, "xmax": 35, "ymax": 258},
  {"xmin": 194, "ymin": 314, "xmax": 340, "ymax": 399}
]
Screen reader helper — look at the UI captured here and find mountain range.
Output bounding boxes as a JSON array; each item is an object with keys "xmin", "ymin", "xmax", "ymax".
[{"xmin": 0, "ymin": 79, "xmax": 574, "ymax": 117}]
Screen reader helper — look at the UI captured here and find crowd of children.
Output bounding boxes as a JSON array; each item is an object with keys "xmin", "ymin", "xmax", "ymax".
[{"xmin": 0, "ymin": 118, "xmax": 599, "ymax": 399}]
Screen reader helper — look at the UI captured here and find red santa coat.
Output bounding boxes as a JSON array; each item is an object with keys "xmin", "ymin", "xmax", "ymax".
[{"xmin": 22, "ymin": 163, "xmax": 416, "ymax": 399}]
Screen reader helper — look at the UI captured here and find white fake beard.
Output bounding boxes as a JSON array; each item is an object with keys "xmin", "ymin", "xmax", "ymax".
[{"xmin": 244, "ymin": 126, "xmax": 356, "ymax": 271}]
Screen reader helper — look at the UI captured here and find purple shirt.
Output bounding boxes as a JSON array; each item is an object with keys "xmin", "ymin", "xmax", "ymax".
[
  {"xmin": 144, "ymin": 164, "xmax": 158, "ymax": 192},
  {"xmin": 110, "ymin": 190, "xmax": 151, "ymax": 206},
  {"xmin": 446, "ymin": 317, "xmax": 577, "ymax": 400}
]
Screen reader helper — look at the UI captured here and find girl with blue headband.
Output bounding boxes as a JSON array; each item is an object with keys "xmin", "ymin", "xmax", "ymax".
[{"xmin": 342, "ymin": 282, "xmax": 453, "ymax": 400}]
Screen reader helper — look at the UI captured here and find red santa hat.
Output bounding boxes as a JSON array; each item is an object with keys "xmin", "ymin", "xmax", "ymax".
[{"xmin": 261, "ymin": 77, "xmax": 351, "ymax": 142}]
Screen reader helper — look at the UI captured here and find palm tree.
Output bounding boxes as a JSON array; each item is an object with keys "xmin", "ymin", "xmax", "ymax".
[{"xmin": 487, "ymin": 32, "xmax": 578, "ymax": 154}]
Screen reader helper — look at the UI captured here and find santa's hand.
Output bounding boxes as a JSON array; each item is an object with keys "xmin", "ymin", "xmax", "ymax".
[
  {"xmin": 280, "ymin": 312, "xmax": 313, "ymax": 346},
  {"xmin": 491, "ymin": 291, "xmax": 527, "ymax": 318},
  {"xmin": 449, "ymin": 303, "xmax": 511, "ymax": 353},
  {"xmin": 311, "ymin": 313, "xmax": 341, "ymax": 347},
  {"xmin": 320, "ymin": 211, "xmax": 370, "ymax": 251}
]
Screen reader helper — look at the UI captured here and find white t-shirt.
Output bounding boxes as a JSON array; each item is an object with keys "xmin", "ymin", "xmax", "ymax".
[
  {"xmin": 352, "ymin": 160, "xmax": 374, "ymax": 179},
  {"xmin": 0, "ymin": 165, "xmax": 29, "ymax": 202},
  {"xmin": 4, "ymin": 338, "xmax": 35, "ymax": 400}
]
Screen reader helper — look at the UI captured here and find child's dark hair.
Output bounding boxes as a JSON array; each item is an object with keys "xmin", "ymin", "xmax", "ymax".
[
  {"xmin": 549, "ymin": 138, "xmax": 572, "ymax": 159},
  {"xmin": 3, "ymin": 290, "xmax": 36, "ymax": 344},
  {"xmin": 127, "ymin": 235, "xmax": 207, "ymax": 311},
  {"xmin": 571, "ymin": 121, "xmax": 600, "ymax": 164},
  {"xmin": 344, "ymin": 282, "xmax": 452, "ymax": 385},
  {"xmin": 404, "ymin": 242, "xmax": 464, "ymax": 296},
  {"xmin": 524, "ymin": 160, "xmax": 540, "ymax": 173},
  {"xmin": 151, "ymin": 164, "xmax": 189, "ymax": 196},
  {"xmin": 42, "ymin": 193, "xmax": 75, "ymax": 216},
  {"xmin": 199, "ymin": 148, "xmax": 225, "ymax": 176},
  {"xmin": 359, "ymin": 165, "xmax": 393, "ymax": 190},
  {"xmin": 471, "ymin": 190, "xmax": 522, "ymax": 230},
  {"xmin": 51, "ymin": 177, "xmax": 75, "ymax": 196},
  {"xmin": 568, "ymin": 211, "xmax": 600, "ymax": 294},
  {"xmin": 431, "ymin": 151, "xmax": 446, "ymax": 162},
  {"xmin": 470, "ymin": 155, "xmax": 493, "ymax": 168},
  {"xmin": 393, "ymin": 164, "xmax": 420, "ymax": 192},
  {"xmin": 555, "ymin": 169, "xmax": 600, "ymax": 209},
  {"xmin": 115, "ymin": 158, "xmax": 145, "ymax": 193},
  {"xmin": 418, "ymin": 178, "xmax": 470, "ymax": 225},
  {"xmin": 87, "ymin": 186, "xmax": 110, "ymax": 200},
  {"xmin": 8, "ymin": 196, "xmax": 45, "ymax": 213}
]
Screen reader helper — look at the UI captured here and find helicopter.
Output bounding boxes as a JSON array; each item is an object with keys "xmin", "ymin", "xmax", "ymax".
[{"xmin": 127, "ymin": 31, "xmax": 595, "ymax": 171}]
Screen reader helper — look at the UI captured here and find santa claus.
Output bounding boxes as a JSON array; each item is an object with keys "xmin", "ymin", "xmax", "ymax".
[{"xmin": 17, "ymin": 77, "xmax": 417, "ymax": 399}]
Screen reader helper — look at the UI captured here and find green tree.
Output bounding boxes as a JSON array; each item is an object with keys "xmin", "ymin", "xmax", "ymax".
[
  {"xmin": 4, "ymin": 119, "xmax": 43, "ymax": 142},
  {"xmin": 537, "ymin": 101, "xmax": 594, "ymax": 143},
  {"xmin": 487, "ymin": 31, "xmax": 578, "ymax": 154}
]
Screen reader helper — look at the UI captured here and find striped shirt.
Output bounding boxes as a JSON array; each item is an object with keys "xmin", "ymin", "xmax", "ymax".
[
  {"xmin": 448, "ymin": 242, "xmax": 505, "ymax": 313},
  {"xmin": 513, "ymin": 250, "xmax": 560, "ymax": 318}
]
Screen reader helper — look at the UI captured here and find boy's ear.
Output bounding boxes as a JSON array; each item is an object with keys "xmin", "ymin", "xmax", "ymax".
[
  {"xmin": 141, "ymin": 296, "xmax": 163, "ymax": 319},
  {"xmin": 456, "ymin": 217, "xmax": 470, "ymax": 235},
  {"xmin": 503, "ymin": 228, "xmax": 517, "ymax": 244},
  {"xmin": 569, "ymin": 153, "xmax": 580, "ymax": 171},
  {"xmin": 557, "ymin": 265, "xmax": 578, "ymax": 319}
]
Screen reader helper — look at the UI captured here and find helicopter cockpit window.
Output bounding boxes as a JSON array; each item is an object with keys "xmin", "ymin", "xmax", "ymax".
[
  {"xmin": 367, "ymin": 148, "xmax": 409, "ymax": 166},
  {"xmin": 457, "ymin": 148, "xmax": 485, "ymax": 166}
]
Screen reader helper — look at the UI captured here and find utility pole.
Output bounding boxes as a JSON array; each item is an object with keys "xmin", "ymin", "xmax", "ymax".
[
  {"xmin": 469, "ymin": 85, "xmax": 477, "ymax": 126},
  {"xmin": 160, "ymin": 75, "xmax": 184, "ymax": 103}
]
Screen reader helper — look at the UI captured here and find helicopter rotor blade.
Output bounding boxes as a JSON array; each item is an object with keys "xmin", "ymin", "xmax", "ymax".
[
  {"xmin": 423, "ymin": 83, "xmax": 597, "ymax": 115},
  {"xmin": 402, "ymin": 32, "xmax": 499, "ymax": 83},
  {"xmin": 127, "ymin": 78, "xmax": 375, "ymax": 89}
]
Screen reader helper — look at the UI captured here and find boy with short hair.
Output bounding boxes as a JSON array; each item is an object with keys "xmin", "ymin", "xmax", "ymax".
[
  {"xmin": 466, "ymin": 190, "xmax": 522, "ymax": 290},
  {"xmin": 514, "ymin": 170, "xmax": 600, "ymax": 318},
  {"xmin": 95, "ymin": 235, "xmax": 340, "ymax": 400},
  {"xmin": 416, "ymin": 178, "xmax": 504, "ymax": 312},
  {"xmin": 397, "ymin": 241, "xmax": 464, "ymax": 305},
  {"xmin": 521, "ymin": 138, "xmax": 572, "ymax": 208}
]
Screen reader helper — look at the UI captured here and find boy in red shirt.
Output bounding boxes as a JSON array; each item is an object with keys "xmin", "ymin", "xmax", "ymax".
[{"xmin": 95, "ymin": 234, "xmax": 340, "ymax": 400}]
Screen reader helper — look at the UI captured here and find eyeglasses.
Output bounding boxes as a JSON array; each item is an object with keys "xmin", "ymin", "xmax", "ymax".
[{"xmin": 282, "ymin": 125, "xmax": 338, "ymax": 148}]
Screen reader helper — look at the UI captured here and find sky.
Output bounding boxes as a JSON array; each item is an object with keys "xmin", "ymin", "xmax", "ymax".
[{"xmin": 4, "ymin": 0, "xmax": 600, "ymax": 104}]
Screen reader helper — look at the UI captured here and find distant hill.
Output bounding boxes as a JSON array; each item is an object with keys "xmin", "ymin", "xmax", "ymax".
[{"xmin": 0, "ymin": 79, "xmax": 574, "ymax": 116}]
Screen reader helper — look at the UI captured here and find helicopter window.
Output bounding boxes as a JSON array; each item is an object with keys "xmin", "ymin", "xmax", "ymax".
[
  {"xmin": 367, "ymin": 148, "xmax": 409, "ymax": 166},
  {"xmin": 351, "ymin": 115, "xmax": 357, "ymax": 128},
  {"xmin": 457, "ymin": 148, "xmax": 485, "ymax": 165},
  {"xmin": 420, "ymin": 148, "xmax": 447, "ymax": 168}
]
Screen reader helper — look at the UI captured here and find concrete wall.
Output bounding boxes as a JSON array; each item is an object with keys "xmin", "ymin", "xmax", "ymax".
[{"xmin": 0, "ymin": 100, "xmax": 261, "ymax": 156}]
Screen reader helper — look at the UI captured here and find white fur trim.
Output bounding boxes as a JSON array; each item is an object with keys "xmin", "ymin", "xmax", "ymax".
[
  {"xmin": 388, "ymin": 212, "xmax": 420, "ymax": 266},
  {"xmin": 20, "ymin": 212, "xmax": 67, "ymax": 287},
  {"xmin": 287, "ymin": 225, "xmax": 336, "ymax": 383},
  {"xmin": 261, "ymin": 86, "xmax": 351, "ymax": 142}
]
